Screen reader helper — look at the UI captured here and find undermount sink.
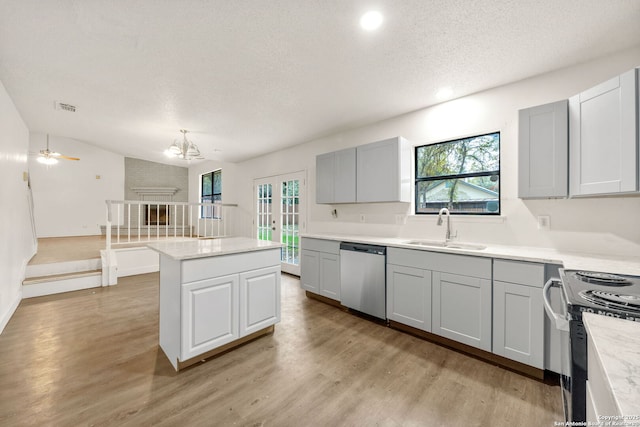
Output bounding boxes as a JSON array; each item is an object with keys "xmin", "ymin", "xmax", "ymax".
[{"xmin": 402, "ymin": 240, "xmax": 486, "ymax": 251}]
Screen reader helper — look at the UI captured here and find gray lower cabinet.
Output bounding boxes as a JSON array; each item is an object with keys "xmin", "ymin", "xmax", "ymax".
[
  {"xmin": 432, "ymin": 271, "xmax": 492, "ymax": 351},
  {"xmin": 386, "ymin": 264, "xmax": 432, "ymax": 331},
  {"xmin": 518, "ymin": 99, "xmax": 568, "ymax": 198},
  {"xmin": 300, "ymin": 238, "xmax": 340, "ymax": 301},
  {"xmin": 388, "ymin": 247, "xmax": 492, "ymax": 351},
  {"xmin": 492, "ymin": 259, "xmax": 545, "ymax": 368},
  {"xmin": 300, "ymin": 249, "xmax": 320, "ymax": 293}
]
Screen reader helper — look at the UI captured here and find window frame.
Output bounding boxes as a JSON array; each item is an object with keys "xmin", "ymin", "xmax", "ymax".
[
  {"xmin": 200, "ymin": 169, "xmax": 222, "ymax": 219},
  {"xmin": 414, "ymin": 131, "xmax": 501, "ymax": 216}
]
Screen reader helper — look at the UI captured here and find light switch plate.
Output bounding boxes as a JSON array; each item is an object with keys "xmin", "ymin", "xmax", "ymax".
[
  {"xmin": 537, "ymin": 215, "xmax": 550, "ymax": 230},
  {"xmin": 359, "ymin": 214, "xmax": 365, "ymax": 223}
]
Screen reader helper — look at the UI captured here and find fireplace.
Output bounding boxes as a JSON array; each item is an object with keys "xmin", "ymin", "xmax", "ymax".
[{"xmin": 145, "ymin": 205, "xmax": 170, "ymax": 226}]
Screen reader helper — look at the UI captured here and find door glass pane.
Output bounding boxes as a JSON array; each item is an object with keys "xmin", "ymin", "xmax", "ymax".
[
  {"xmin": 280, "ymin": 179, "xmax": 300, "ymax": 266},
  {"xmin": 256, "ymin": 183, "xmax": 272, "ymax": 241}
]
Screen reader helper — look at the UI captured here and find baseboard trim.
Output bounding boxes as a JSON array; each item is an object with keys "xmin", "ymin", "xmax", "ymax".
[
  {"xmin": 0, "ymin": 289, "xmax": 22, "ymax": 334},
  {"xmin": 117, "ymin": 265, "xmax": 159, "ymax": 277},
  {"xmin": 389, "ymin": 320, "xmax": 545, "ymax": 380},
  {"xmin": 174, "ymin": 325, "xmax": 276, "ymax": 371}
]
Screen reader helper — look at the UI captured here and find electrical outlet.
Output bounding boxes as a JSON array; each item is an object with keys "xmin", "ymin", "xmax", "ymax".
[
  {"xmin": 359, "ymin": 214, "xmax": 366, "ymax": 223},
  {"xmin": 395, "ymin": 214, "xmax": 406, "ymax": 225},
  {"xmin": 537, "ymin": 215, "xmax": 550, "ymax": 230}
]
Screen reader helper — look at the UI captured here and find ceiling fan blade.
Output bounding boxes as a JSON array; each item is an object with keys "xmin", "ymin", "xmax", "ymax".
[{"xmin": 57, "ymin": 154, "xmax": 80, "ymax": 161}]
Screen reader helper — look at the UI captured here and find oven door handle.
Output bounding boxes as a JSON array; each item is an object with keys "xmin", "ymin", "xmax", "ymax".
[{"xmin": 543, "ymin": 278, "xmax": 569, "ymax": 332}]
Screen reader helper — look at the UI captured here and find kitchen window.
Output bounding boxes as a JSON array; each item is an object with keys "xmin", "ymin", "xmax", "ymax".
[
  {"xmin": 201, "ymin": 169, "xmax": 222, "ymax": 218},
  {"xmin": 415, "ymin": 131, "xmax": 500, "ymax": 215}
]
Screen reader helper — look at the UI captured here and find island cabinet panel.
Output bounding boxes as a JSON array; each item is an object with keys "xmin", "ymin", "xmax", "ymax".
[
  {"xmin": 569, "ymin": 68, "xmax": 639, "ymax": 196},
  {"xmin": 387, "ymin": 264, "xmax": 432, "ymax": 332},
  {"xmin": 155, "ymin": 242, "xmax": 282, "ymax": 371},
  {"xmin": 432, "ymin": 272, "xmax": 492, "ymax": 352},
  {"xmin": 181, "ymin": 274, "xmax": 239, "ymax": 361},
  {"xmin": 181, "ymin": 250, "xmax": 280, "ymax": 284},
  {"xmin": 240, "ymin": 266, "xmax": 281, "ymax": 336}
]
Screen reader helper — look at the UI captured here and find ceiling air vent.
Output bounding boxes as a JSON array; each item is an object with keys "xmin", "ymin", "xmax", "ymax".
[{"xmin": 54, "ymin": 101, "xmax": 77, "ymax": 112}]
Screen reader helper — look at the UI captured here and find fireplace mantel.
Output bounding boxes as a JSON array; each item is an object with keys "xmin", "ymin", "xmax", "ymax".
[{"xmin": 131, "ymin": 187, "xmax": 179, "ymax": 197}]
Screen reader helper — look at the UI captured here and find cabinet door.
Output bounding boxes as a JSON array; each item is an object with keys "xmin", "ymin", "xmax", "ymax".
[
  {"xmin": 181, "ymin": 274, "xmax": 239, "ymax": 361},
  {"xmin": 387, "ymin": 264, "xmax": 432, "ymax": 332},
  {"xmin": 334, "ymin": 148, "xmax": 356, "ymax": 203},
  {"xmin": 316, "ymin": 148, "xmax": 356, "ymax": 204},
  {"xmin": 518, "ymin": 100, "xmax": 568, "ymax": 198},
  {"xmin": 357, "ymin": 137, "xmax": 410, "ymax": 202},
  {"xmin": 432, "ymin": 272, "xmax": 491, "ymax": 351},
  {"xmin": 319, "ymin": 252, "xmax": 340, "ymax": 301},
  {"xmin": 316, "ymin": 152, "xmax": 335, "ymax": 204},
  {"xmin": 300, "ymin": 249, "xmax": 320, "ymax": 293},
  {"xmin": 492, "ymin": 281, "xmax": 544, "ymax": 368},
  {"xmin": 239, "ymin": 266, "xmax": 281, "ymax": 336},
  {"xmin": 570, "ymin": 68, "xmax": 638, "ymax": 196}
]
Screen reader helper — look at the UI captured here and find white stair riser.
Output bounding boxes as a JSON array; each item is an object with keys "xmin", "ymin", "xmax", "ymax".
[
  {"xmin": 23, "ymin": 274, "xmax": 102, "ymax": 298},
  {"xmin": 25, "ymin": 258, "xmax": 101, "ymax": 278}
]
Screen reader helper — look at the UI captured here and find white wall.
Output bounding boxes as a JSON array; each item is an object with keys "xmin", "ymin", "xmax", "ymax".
[
  {"xmin": 0, "ymin": 80, "xmax": 37, "ymax": 333},
  {"xmin": 188, "ymin": 160, "xmax": 250, "ymax": 237},
  {"xmin": 220, "ymin": 47, "xmax": 640, "ymax": 257},
  {"xmin": 29, "ymin": 133, "xmax": 125, "ymax": 237}
]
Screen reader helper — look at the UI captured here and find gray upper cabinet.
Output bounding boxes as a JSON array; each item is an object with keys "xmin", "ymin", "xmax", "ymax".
[
  {"xmin": 316, "ymin": 137, "xmax": 411, "ymax": 204},
  {"xmin": 518, "ymin": 100, "xmax": 568, "ymax": 198},
  {"xmin": 569, "ymin": 68, "xmax": 639, "ymax": 196},
  {"xmin": 315, "ymin": 148, "xmax": 356, "ymax": 204},
  {"xmin": 356, "ymin": 137, "xmax": 411, "ymax": 203}
]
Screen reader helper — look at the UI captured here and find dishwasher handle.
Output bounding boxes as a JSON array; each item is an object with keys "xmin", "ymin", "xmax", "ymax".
[
  {"xmin": 340, "ymin": 242, "xmax": 386, "ymax": 255},
  {"xmin": 543, "ymin": 278, "xmax": 569, "ymax": 332}
]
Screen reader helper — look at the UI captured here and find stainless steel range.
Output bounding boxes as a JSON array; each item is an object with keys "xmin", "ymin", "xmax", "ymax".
[{"xmin": 544, "ymin": 269, "xmax": 640, "ymax": 424}]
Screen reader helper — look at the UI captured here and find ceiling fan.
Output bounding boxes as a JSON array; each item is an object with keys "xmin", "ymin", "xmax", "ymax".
[{"xmin": 35, "ymin": 134, "xmax": 80, "ymax": 164}]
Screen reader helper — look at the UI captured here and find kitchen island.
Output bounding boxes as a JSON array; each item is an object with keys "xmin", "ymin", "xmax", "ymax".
[{"xmin": 147, "ymin": 237, "xmax": 282, "ymax": 371}]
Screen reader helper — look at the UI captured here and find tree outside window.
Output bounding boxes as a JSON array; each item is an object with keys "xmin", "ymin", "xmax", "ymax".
[{"xmin": 415, "ymin": 132, "xmax": 500, "ymax": 215}]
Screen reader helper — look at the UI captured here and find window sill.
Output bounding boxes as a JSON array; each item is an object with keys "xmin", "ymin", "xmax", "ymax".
[{"xmin": 406, "ymin": 214, "xmax": 506, "ymax": 224}]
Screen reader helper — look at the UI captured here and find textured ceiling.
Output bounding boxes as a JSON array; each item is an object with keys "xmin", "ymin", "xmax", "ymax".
[{"xmin": 1, "ymin": 0, "xmax": 639, "ymax": 164}]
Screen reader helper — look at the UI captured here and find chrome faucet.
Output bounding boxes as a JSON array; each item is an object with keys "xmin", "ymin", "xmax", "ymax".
[{"xmin": 437, "ymin": 207, "xmax": 451, "ymax": 242}]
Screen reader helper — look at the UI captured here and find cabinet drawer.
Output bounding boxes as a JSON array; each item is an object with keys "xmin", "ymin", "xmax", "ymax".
[
  {"xmin": 301, "ymin": 238, "xmax": 340, "ymax": 254},
  {"xmin": 493, "ymin": 259, "xmax": 544, "ymax": 288},
  {"xmin": 388, "ymin": 247, "xmax": 491, "ymax": 279},
  {"xmin": 182, "ymin": 249, "xmax": 280, "ymax": 284}
]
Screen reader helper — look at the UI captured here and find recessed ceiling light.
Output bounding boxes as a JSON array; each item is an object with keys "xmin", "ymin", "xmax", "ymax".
[
  {"xmin": 436, "ymin": 87, "xmax": 453, "ymax": 101},
  {"xmin": 360, "ymin": 11, "xmax": 383, "ymax": 31}
]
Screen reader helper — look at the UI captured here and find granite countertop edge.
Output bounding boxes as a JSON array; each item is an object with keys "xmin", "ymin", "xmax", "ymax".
[
  {"xmin": 300, "ymin": 233, "xmax": 640, "ymax": 275},
  {"xmin": 147, "ymin": 237, "xmax": 283, "ymax": 260},
  {"xmin": 583, "ymin": 313, "xmax": 640, "ymax": 417}
]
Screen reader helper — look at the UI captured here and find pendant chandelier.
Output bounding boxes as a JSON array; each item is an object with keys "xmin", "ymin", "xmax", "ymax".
[{"xmin": 165, "ymin": 129, "xmax": 202, "ymax": 160}]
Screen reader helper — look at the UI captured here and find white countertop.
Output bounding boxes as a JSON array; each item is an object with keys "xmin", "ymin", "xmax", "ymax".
[
  {"xmin": 301, "ymin": 233, "xmax": 640, "ymax": 275},
  {"xmin": 583, "ymin": 313, "xmax": 640, "ymax": 418},
  {"xmin": 147, "ymin": 237, "xmax": 282, "ymax": 260}
]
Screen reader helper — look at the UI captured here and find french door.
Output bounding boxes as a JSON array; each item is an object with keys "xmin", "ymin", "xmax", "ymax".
[{"xmin": 255, "ymin": 171, "xmax": 306, "ymax": 275}]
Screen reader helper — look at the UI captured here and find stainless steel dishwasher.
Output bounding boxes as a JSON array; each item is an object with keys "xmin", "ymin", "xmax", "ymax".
[{"xmin": 339, "ymin": 242, "xmax": 386, "ymax": 319}]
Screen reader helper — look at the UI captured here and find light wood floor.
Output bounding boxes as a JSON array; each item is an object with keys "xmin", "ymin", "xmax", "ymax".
[
  {"xmin": 28, "ymin": 235, "xmax": 106, "ymax": 264},
  {"xmin": 28, "ymin": 235, "xmax": 196, "ymax": 265},
  {"xmin": 0, "ymin": 273, "xmax": 563, "ymax": 426}
]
